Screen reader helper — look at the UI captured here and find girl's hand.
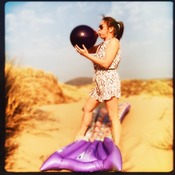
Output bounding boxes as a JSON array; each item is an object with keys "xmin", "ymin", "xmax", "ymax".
[{"xmin": 75, "ymin": 44, "xmax": 89, "ymax": 57}]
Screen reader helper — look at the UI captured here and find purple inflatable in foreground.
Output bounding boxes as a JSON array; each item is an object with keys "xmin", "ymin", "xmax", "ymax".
[{"xmin": 40, "ymin": 102, "xmax": 130, "ymax": 172}]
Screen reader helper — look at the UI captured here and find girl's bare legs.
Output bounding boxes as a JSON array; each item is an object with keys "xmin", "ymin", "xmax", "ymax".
[
  {"xmin": 75, "ymin": 97, "xmax": 100, "ymax": 140},
  {"xmin": 105, "ymin": 97, "xmax": 121, "ymax": 147}
]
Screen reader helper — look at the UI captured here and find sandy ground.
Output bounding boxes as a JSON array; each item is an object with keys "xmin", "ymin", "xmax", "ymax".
[{"xmin": 6, "ymin": 94, "xmax": 173, "ymax": 172}]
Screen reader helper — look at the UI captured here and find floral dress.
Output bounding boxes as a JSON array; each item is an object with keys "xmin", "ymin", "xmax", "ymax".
[{"xmin": 90, "ymin": 39, "xmax": 121, "ymax": 102}]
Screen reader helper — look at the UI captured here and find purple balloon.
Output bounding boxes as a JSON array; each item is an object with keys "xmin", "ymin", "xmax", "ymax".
[{"xmin": 70, "ymin": 25, "xmax": 98, "ymax": 49}]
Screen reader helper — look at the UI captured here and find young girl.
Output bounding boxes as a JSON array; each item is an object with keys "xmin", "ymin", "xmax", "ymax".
[{"xmin": 74, "ymin": 16, "xmax": 124, "ymax": 147}]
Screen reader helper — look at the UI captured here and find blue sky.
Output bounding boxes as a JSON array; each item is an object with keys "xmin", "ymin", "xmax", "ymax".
[{"xmin": 5, "ymin": 1, "xmax": 173, "ymax": 82}]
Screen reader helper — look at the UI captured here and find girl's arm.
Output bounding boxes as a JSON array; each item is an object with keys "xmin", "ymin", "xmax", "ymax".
[{"xmin": 75, "ymin": 38, "xmax": 119, "ymax": 69}]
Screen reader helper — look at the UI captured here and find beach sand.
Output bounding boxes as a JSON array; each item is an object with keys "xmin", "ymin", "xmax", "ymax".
[{"xmin": 5, "ymin": 94, "xmax": 173, "ymax": 172}]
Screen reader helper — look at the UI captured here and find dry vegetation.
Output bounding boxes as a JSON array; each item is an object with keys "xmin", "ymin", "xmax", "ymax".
[
  {"xmin": 4, "ymin": 62, "xmax": 71, "ymax": 168},
  {"xmin": 4, "ymin": 62, "xmax": 173, "ymax": 169},
  {"xmin": 121, "ymin": 79, "xmax": 173, "ymax": 97}
]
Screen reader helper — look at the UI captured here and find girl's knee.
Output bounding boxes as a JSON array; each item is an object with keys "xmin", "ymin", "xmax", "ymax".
[{"xmin": 82, "ymin": 105, "xmax": 93, "ymax": 113}]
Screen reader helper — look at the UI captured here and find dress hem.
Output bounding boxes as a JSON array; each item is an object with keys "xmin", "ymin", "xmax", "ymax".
[{"xmin": 90, "ymin": 94, "xmax": 120, "ymax": 103}]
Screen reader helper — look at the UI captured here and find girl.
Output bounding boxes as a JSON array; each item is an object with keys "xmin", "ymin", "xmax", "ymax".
[{"xmin": 75, "ymin": 16, "xmax": 124, "ymax": 147}]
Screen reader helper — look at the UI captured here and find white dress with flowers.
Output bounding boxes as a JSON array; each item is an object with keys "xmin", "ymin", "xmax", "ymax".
[{"xmin": 90, "ymin": 39, "xmax": 121, "ymax": 102}]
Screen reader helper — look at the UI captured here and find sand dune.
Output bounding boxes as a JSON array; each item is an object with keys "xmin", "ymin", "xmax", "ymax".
[
  {"xmin": 4, "ymin": 63, "xmax": 173, "ymax": 172},
  {"xmin": 5, "ymin": 95, "xmax": 173, "ymax": 172}
]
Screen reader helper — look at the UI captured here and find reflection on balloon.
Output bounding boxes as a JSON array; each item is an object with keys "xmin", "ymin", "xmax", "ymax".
[{"xmin": 70, "ymin": 25, "xmax": 98, "ymax": 49}]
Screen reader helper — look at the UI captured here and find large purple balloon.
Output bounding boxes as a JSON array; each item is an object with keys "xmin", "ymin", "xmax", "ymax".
[{"xmin": 70, "ymin": 25, "xmax": 98, "ymax": 49}]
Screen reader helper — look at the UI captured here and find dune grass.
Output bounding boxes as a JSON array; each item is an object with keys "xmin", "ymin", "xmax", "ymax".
[{"xmin": 4, "ymin": 62, "xmax": 71, "ymax": 168}]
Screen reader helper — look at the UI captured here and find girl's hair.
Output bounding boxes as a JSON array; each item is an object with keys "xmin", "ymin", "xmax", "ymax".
[{"xmin": 102, "ymin": 15, "xmax": 124, "ymax": 40}]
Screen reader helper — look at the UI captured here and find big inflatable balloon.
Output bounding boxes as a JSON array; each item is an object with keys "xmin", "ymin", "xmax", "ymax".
[
  {"xmin": 40, "ymin": 102, "xmax": 131, "ymax": 172},
  {"xmin": 70, "ymin": 25, "xmax": 98, "ymax": 49}
]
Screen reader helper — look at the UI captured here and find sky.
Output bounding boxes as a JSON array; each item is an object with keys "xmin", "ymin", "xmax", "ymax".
[{"xmin": 5, "ymin": 1, "xmax": 173, "ymax": 82}]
